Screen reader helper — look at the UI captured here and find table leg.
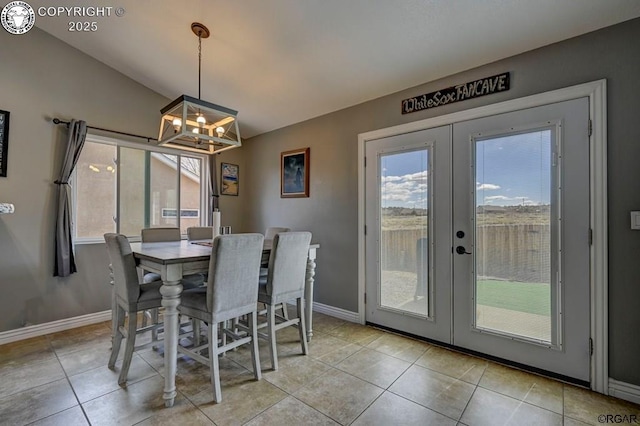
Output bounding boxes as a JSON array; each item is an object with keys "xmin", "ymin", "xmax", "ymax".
[
  {"xmin": 304, "ymin": 248, "xmax": 317, "ymax": 341},
  {"xmin": 160, "ymin": 265, "xmax": 183, "ymax": 408}
]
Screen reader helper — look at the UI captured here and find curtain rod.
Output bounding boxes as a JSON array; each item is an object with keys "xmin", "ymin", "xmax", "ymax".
[{"xmin": 52, "ymin": 118, "xmax": 157, "ymax": 143}]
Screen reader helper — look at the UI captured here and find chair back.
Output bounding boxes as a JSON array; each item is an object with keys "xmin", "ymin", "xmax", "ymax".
[
  {"xmin": 141, "ymin": 227, "xmax": 181, "ymax": 242},
  {"xmin": 187, "ymin": 226, "xmax": 214, "ymax": 241},
  {"xmin": 207, "ymin": 233, "xmax": 265, "ymax": 319},
  {"xmin": 104, "ymin": 233, "xmax": 141, "ymax": 305},
  {"xmin": 264, "ymin": 227, "xmax": 290, "ymax": 240},
  {"xmin": 266, "ymin": 232, "xmax": 312, "ymax": 299}
]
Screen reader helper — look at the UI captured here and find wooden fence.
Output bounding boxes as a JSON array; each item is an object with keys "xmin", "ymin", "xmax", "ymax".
[{"xmin": 381, "ymin": 224, "xmax": 550, "ymax": 283}]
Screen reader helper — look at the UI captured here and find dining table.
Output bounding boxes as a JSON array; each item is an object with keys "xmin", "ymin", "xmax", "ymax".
[{"xmin": 130, "ymin": 238, "xmax": 319, "ymax": 407}]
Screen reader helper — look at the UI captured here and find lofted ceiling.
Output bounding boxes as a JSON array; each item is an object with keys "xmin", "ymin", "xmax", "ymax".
[{"xmin": 32, "ymin": 0, "xmax": 640, "ymax": 139}]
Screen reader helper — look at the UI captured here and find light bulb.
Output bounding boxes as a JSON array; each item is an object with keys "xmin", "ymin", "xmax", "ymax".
[
  {"xmin": 216, "ymin": 126, "xmax": 225, "ymax": 137},
  {"xmin": 192, "ymin": 128, "xmax": 200, "ymax": 134},
  {"xmin": 197, "ymin": 115, "xmax": 206, "ymax": 125},
  {"xmin": 172, "ymin": 118, "xmax": 182, "ymax": 132}
]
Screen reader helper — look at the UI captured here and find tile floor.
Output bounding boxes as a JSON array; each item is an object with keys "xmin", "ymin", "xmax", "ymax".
[{"xmin": 1, "ymin": 312, "xmax": 639, "ymax": 425}]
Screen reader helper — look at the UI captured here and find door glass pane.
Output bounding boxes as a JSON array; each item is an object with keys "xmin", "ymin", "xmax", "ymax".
[
  {"xmin": 475, "ymin": 130, "xmax": 553, "ymax": 342},
  {"xmin": 119, "ymin": 147, "xmax": 145, "ymax": 237},
  {"xmin": 179, "ymin": 156, "xmax": 202, "ymax": 234},
  {"xmin": 379, "ymin": 149, "xmax": 429, "ymax": 317}
]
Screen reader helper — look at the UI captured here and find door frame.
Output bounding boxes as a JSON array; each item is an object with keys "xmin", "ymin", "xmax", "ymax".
[{"xmin": 357, "ymin": 79, "xmax": 607, "ymax": 393}]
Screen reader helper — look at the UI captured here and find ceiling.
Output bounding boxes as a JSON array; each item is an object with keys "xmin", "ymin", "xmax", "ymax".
[{"xmin": 32, "ymin": 0, "xmax": 640, "ymax": 139}]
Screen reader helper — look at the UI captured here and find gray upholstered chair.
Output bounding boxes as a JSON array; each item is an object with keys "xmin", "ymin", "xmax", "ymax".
[
  {"xmin": 187, "ymin": 226, "xmax": 214, "ymax": 241},
  {"xmin": 178, "ymin": 233, "xmax": 265, "ymax": 403},
  {"xmin": 140, "ymin": 226, "xmax": 181, "ymax": 243},
  {"xmin": 258, "ymin": 231, "xmax": 311, "ymax": 370},
  {"xmin": 140, "ymin": 227, "xmax": 204, "ymax": 287},
  {"xmin": 104, "ymin": 233, "xmax": 164, "ymax": 386},
  {"xmin": 264, "ymin": 227, "xmax": 291, "ymax": 240},
  {"xmin": 260, "ymin": 227, "xmax": 292, "ymax": 319},
  {"xmin": 139, "ymin": 227, "xmax": 204, "ymax": 340},
  {"xmin": 261, "ymin": 227, "xmax": 290, "ymax": 273}
]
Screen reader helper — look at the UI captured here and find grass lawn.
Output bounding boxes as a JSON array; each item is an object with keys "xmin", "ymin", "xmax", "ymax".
[{"xmin": 477, "ymin": 280, "xmax": 550, "ymax": 316}]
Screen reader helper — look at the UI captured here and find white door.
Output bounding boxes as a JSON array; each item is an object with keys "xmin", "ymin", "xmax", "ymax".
[
  {"xmin": 365, "ymin": 98, "xmax": 591, "ymax": 382},
  {"xmin": 365, "ymin": 126, "xmax": 452, "ymax": 342},
  {"xmin": 452, "ymin": 98, "xmax": 591, "ymax": 382}
]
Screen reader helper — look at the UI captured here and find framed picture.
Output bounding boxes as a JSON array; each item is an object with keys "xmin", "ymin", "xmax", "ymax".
[
  {"xmin": 220, "ymin": 162, "xmax": 239, "ymax": 196},
  {"xmin": 0, "ymin": 110, "xmax": 9, "ymax": 178},
  {"xmin": 281, "ymin": 147, "xmax": 310, "ymax": 198}
]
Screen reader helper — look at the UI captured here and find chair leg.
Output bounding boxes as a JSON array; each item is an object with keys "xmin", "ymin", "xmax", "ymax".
[
  {"xmin": 267, "ymin": 304, "xmax": 278, "ymax": 371},
  {"xmin": 109, "ymin": 305, "xmax": 125, "ymax": 369},
  {"xmin": 249, "ymin": 311, "xmax": 262, "ymax": 381},
  {"xmin": 193, "ymin": 318, "xmax": 201, "ymax": 347},
  {"xmin": 118, "ymin": 311, "xmax": 138, "ymax": 386},
  {"xmin": 110, "ymin": 287, "xmax": 117, "ymax": 349},
  {"xmin": 281, "ymin": 303, "xmax": 289, "ymax": 320},
  {"xmin": 208, "ymin": 321, "xmax": 222, "ymax": 403},
  {"xmin": 297, "ymin": 297, "xmax": 309, "ymax": 355}
]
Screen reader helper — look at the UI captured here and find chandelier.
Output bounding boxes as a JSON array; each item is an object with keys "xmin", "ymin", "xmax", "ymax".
[{"xmin": 157, "ymin": 22, "xmax": 241, "ymax": 154}]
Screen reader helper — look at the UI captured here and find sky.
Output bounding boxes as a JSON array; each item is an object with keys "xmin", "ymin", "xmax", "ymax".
[{"xmin": 380, "ymin": 130, "xmax": 552, "ymax": 208}]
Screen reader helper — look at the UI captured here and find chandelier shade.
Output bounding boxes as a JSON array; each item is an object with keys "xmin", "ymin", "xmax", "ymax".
[
  {"xmin": 158, "ymin": 95, "xmax": 241, "ymax": 154},
  {"xmin": 157, "ymin": 23, "xmax": 241, "ymax": 154}
]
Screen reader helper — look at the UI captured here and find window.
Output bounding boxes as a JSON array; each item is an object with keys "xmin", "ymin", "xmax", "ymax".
[{"xmin": 73, "ymin": 135, "xmax": 209, "ymax": 242}]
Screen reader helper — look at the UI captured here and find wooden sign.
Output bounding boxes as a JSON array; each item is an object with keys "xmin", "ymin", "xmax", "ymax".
[{"xmin": 402, "ymin": 72, "xmax": 510, "ymax": 115}]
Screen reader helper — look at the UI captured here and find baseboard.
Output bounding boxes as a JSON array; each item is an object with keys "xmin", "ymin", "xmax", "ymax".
[
  {"xmin": 312, "ymin": 301, "xmax": 360, "ymax": 323},
  {"xmin": 609, "ymin": 378, "xmax": 640, "ymax": 405},
  {"xmin": 0, "ymin": 310, "xmax": 112, "ymax": 346}
]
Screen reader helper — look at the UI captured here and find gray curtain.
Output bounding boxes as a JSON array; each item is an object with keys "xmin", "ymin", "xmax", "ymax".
[
  {"xmin": 54, "ymin": 120, "xmax": 87, "ymax": 277},
  {"xmin": 208, "ymin": 153, "xmax": 219, "ymax": 225}
]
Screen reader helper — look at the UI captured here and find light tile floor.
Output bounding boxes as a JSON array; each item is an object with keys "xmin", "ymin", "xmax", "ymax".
[{"xmin": 1, "ymin": 312, "xmax": 639, "ymax": 425}]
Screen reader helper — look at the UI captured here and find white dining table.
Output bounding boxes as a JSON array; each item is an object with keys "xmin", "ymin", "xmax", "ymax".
[{"xmin": 130, "ymin": 238, "xmax": 319, "ymax": 407}]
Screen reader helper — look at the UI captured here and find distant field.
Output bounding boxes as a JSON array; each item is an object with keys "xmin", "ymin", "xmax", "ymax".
[{"xmin": 382, "ymin": 212, "xmax": 550, "ymax": 230}]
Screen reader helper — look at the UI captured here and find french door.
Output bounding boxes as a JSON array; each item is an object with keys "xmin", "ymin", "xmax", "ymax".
[
  {"xmin": 364, "ymin": 98, "xmax": 591, "ymax": 381},
  {"xmin": 364, "ymin": 126, "xmax": 452, "ymax": 342}
]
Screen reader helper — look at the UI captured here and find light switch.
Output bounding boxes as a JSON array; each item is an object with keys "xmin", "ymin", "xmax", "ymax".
[{"xmin": 631, "ymin": 211, "xmax": 640, "ymax": 230}]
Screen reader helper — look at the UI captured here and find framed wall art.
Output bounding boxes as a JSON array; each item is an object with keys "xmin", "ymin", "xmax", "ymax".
[
  {"xmin": 220, "ymin": 162, "xmax": 239, "ymax": 196},
  {"xmin": 281, "ymin": 147, "xmax": 309, "ymax": 198},
  {"xmin": 0, "ymin": 110, "xmax": 9, "ymax": 177}
]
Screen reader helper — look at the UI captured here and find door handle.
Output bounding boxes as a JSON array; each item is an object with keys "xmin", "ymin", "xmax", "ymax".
[{"xmin": 456, "ymin": 246, "xmax": 472, "ymax": 255}]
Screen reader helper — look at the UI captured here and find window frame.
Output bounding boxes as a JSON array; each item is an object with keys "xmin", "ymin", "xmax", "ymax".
[{"xmin": 72, "ymin": 133, "xmax": 210, "ymax": 244}]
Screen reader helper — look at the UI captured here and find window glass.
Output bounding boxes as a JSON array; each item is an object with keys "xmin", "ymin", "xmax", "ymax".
[
  {"xmin": 74, "ymin": 138, "xmax": 207, "ymax": 241},
  {"xmin": 75, "ymin": 143, "xmax": 116, "ymax": 238},
  {"xmin": 180, "ymin": 156, "xmax": 202, "ymax": 234},
  {"xmin": 119, "ymin": 147, "xmax": 146, "ymax": 237},
  {"xmin": 150, "ymin": 153, "xmax": 178, "ymax": 228}
]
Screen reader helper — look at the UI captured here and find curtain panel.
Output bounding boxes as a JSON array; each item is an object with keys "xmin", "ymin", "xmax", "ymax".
[{"xmin": 54, "ymin": 119, "xmax": 87, "ymax": 277}]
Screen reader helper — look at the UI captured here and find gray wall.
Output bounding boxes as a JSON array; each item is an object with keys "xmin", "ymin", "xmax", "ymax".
[
  {"xmin": 0, "ymin": 28, "xmax": 170, "ymax": 329},
  {"xmin": 242, "ymin": 18, "xmax": 640, "ymax": 385}
]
